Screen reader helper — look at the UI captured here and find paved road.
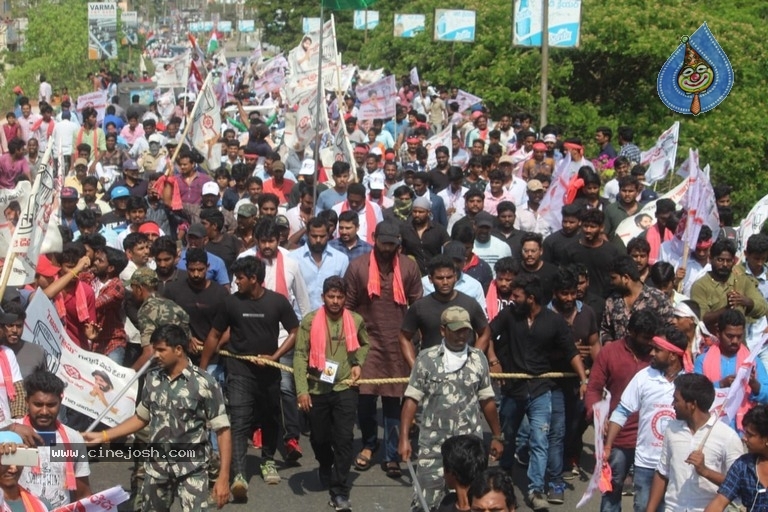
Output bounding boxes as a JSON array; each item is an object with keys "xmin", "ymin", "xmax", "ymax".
[{"xmin": 86, "ymin": 425, "xmax": 625, "ymax": 511}]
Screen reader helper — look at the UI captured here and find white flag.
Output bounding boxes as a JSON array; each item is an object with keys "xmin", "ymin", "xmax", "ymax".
[
  {"xmin": 189, "ymin": 76, "xmax": 222, "ymax": 169},
  {"xmin": 577, "ymin": 391, "xmax": 611, "ymax": 508},
  {"xmin": 409, "ymin": 66, "xmax": 420, "ymax": 87},
  {"xmin": 454, "ymin": 89, "xmax": 482, "ymax": 113},
  {"xmin": 51, "ymin": 485, "xmax": 130, "ymax": 512},
  {"xmin": 641, "ymin": 121, "xmax": 679, "ymax": 184},
  {"xmin": 679, "ymin": 148, "xmax": 720, "ymax": 248},
  {"xmin": 740, "ymin": 193, "xmax": 768, "ymax": 256}
]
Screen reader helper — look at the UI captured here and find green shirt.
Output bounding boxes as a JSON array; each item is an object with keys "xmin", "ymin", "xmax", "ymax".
[
  {"xmin": 604, "ymin": 201, "xmax": 638, "ymax": 239},
  {"xmin": 690, "ymin": 271, "xmax": 768, "ymax": 321},
  {"xmin": 294, "ymin": 309, "xmax": 370, "ymax": 396}
]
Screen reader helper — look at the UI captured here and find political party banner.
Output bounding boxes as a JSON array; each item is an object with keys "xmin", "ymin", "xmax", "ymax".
[
  {"xmin": 679, "ymin": 149, "xmax": 720, "ymax": 249},
  {"xmin": 739, "ymin": 192, "xmax": 768, "ymax": 255},
  {"xmin": 356, "ymin": 75, "xmax": 397, "ymax": 121},
  {"xmin": 120, "ymin": 10, "xmax": 138, "ymax": 46},
  {"xmin": 337, "ymin": 65, "xmax": 357, "ymax": 94},
  {"xmin": 454, "ymin": 89, "xmax": 483, "ymax": 112},
  {"xmin": 332, "ymin": 120, "xmax": 355, "ymax": 175},
  {"xmin": 357, "ymin": 67, "xmax": 385, "ymax": 86},
  {"xmin": 252, "ymin": 67, "xmax": 286, "ymax": 97},
  {"xmin": 154, "ymin": 52, "xmax": 191, "ymax": 89},
  {"xmin": 88, "ymin": 2, "xmax": 118, "ymax": 59},
  {"xmin": 288, "ymin": 18, "xmax": 339, "ymax": 90},
  {"xmin": 76, "ymin": 91, "xmax": 109, "ymax": 123},
  {"xmin": 434, "ymin": 9, "xmax": 476, "ymax": 43},
  {"xmin": 514, "ymin": 0, "xmax": 582, "ymax": 48},
  {"xmin": 284, "ymin": 86, "xmax": 329, "ymax": 152},
  {"xmin": 51, "ymin": 486, "xmax": 130, "ymax": 512},
  {"xmin": 641, "ymin": 121, "xmax": 680, "ymax": 184},
  {"xmin": 410, "ymin": 67, "xmax": 420, "ymax": 87},
  {"xmin": 189, "ymin": 77, "xmax": 222, "ymax": 170},
  {"xmin": 394, "ymin": 14, "xmax": 426, "ymax": 38},
  {"xmin": 614, "ymin": 177, "xmax": 690, "ymax": 247},
  {"xmin": 353, "ymin": 10, "xmax": 379, "ymax": 30},
  {"xmin": 302, "ymin": 17, "xmax": 322, "ymax": 34},
  {"xmin": 0, "ymin": 182, "xmax": 31, "ymax": 257},
  {"xmin": 1, "ymin": 154, "xmax": 62, "ymax": 288},
  {"xmin": 425, "ymin": 126, "xmax": 453, "ymax": 169},
  {"xmin": 23, "ymin": 293, "xmax": 139, "ymax": 427},
  {"xmin": 238, "ymin": 20, "xmax": 255, "ymax": 32},
  {"xmin": 577, "ymin": 391, "xmax": 610, "ymax": 508}
]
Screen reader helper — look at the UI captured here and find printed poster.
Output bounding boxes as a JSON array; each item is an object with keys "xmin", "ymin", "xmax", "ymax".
[
  {"xmin": 353, "ymin": 10, "xmax": 379, "ymax": 30},
  {"xmin": 120, "ymin": 10, "xmax": 138, "ymax": 46},
  {"xmin": 394, "ymin": 14, "xmax": 426, "ymax": 38},
  {"xmin": 513, "ymin": 0, "xmax": 582, "ymax": 48},
  {"xmin": 434, "ymin": 9, "xmax": 476, "ymax": 42},
  {"xmin": 88, "ymin": 2, "xmax": 118, "ymax": 60},
  {"xmin": 356, "ymin": 75, "xmax": 397, "ymax": 121}
]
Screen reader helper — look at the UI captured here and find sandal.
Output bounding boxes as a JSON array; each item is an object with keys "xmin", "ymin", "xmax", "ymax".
[
  {"xmin": 354, "ymin": 446, "xmax": 376, "ymax": 471},
  {"xmin": 384, "ymin": 461, "xmax": 402, "ymax": 479}
]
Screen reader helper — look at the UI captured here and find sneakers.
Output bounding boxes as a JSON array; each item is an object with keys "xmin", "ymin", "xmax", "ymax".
[
  {"xmin": 329, "ymin": 495, "xmax": 352, "ymax": 512},
  {"xmin": 622, "ymin": 473, "xmax": 635, "ymax": 496},
  {"xmin": 547, "ymin": 483, "xmax": 565, "ymax": 504},
  {"xmin": 285, "ymin": 438, "xmax": 303, "ymax": 462},
  {"xmin": 527, "ymin": 491, "xmax": 549, "ymax": 511},
  {"xmin": 563, "ymin": 462, "xmax": 580, "ymax": 481},
  {"xmin": 261, "ymin": 459, "xmax": 281, "ymax": 484},
  {"xmin": 230, "ymin": 473, "xmax": 248, "ymax": 503},
  {"xmin": 252, "ymin": 429, "xmax": 262, "ymax": 449}
]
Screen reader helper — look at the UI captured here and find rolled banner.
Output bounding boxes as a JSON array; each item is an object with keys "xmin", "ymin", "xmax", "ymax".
[
  {"xmin": 576, "ymin": 391, "xmax": 612, "ymax": 508},
  {"xmin": 51, "ymin": 485, "xmax": 130, "ymax": 512}
]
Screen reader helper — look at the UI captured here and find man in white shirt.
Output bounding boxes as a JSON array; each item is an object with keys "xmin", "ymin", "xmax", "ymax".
[
  {"xmin": 38, "ymin": 76, "xmax": 52, "ymax": 105},
  {"xmin": 473, "ymin": 212, "xmax": 512, "ymax": 276},
  {"xmin": 332, "ymin": 183, "xmax": 383, "ymax": 244},
  {"xmin": 645, "ymin": 373, "xmax": 743, "ymax": 512},
  {"xmin": 604, "ymin": 328, "xmax": 688, "ymax": 512},
  {"xmin": 50, "ymin": 111, "xmax": 80, "ymax": 169},
  {"xmin": 659, "ymin": 226, "xmax": 713, "ymax": 296},
  {"xmin": 514, "ymin": 180, "xmax": 552, "ymax": 237}
]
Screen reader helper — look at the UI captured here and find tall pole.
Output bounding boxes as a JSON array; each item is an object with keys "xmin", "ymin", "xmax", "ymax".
[
  {"xmin": 539, "ymin": 0, "xmax": 549, "ymax": 127},
  {"xmin": 312, "ymin": 4, "xmax": 325, "ymax": 213},
  {"xmin": 364, "ymin": 10, "xmax": 368, "ymax": 43}
]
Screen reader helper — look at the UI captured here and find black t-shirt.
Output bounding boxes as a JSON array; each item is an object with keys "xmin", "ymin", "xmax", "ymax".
[
  {"xmin": 401, "ymin": 291, "xmax": 488, "ymax": 350},
  {"xmin": 213, "ymin": 289, "xmax": 300, "ymax": 376},
  {"xmin": 564, "ymin": 240, "xmax": 622, "ymax": 299},
  {"xmin": 542, "ymin": 229, "xmax": 579, "ymax": 267},
  {"xmin": 164, "ymin": 279, "xmax": 229, "ymax": 341},
  {"xmin": 519, "ymin": 261, "xmax": 559, "ymax": 302},
  {"xmin": 100, "ymin": 211, "xmax": 127, "ymax": 231},
  {"xmin": 549, "ymin": 303, "xmax": 598, "ymax": 373},
  {"xmin": 205, "ymin": 234, "xmax": 241, "ymax": 275},
  {"xmin": 428, "ymin": 168, "xmax": 451, "ymax": 193}
]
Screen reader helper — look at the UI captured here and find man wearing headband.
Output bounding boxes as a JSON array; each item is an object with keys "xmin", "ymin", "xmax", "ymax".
[
  {"xmin": 672, "ymin": 300, "xmax": 716, "ymax": 372},
  {"xmin": 690, "ymin": 239, "xmax": 768, "ymax": 328},
  {"xmin": 563, "ymin": 137, "xmax": 594, "ymax": 175},
  {"xmin": 604, "ymin": 327, "xmax": 688, "ymax": 512}
]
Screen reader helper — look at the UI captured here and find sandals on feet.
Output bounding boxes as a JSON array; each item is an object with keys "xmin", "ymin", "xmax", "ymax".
[{"xmin": 384, "ymin": 461, "xmax": 402, "ymax": 479}]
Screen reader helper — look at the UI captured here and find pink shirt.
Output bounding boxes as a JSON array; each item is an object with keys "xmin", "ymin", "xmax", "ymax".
[
  {"xmin": 0, "ymin": 153, "xmax": 29, "ymax": 189},
  {"xmin": 120, "ymin": 124, "xmax": 145, "ymax": 146},
  {"xmin": 483, "ymin": 189, "xmax": 516, "ymax": 215}
]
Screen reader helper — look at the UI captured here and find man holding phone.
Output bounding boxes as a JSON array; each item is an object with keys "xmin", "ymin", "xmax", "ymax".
[{"xmin": 17, "ymin": 370, "xmax": 91, "ymax": 509}]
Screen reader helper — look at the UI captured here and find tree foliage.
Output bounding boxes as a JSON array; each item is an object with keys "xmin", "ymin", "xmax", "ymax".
[{"xmin": 262, "ymin": 0, "xmax": 768, "ymax": 214}]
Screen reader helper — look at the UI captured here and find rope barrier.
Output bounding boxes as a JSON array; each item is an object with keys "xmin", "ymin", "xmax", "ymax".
[{"xmin": 218, "ymin": 350, "xmax": 580, "ymax": 385}]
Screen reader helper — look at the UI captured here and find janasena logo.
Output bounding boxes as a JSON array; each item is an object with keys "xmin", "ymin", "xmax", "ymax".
[{"xmin": 651, "ymin": 409, "xmax": 676, "ymax": 440}]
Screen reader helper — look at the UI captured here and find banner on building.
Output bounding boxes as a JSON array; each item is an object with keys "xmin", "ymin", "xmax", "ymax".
[
  {"xmin": 513, "ymin": 0, "xmax": 582, "ymax": 48},
  {"xmin": 88, "ymin": 2, "xmax": 118, "ymax": 59},
  {"xmin": 434, "ymin": 9, "xmax": 476, "ymax": 42},
  {"xmin": 23, "ymin": 293, "xmax": 139, "ymax": 427}
]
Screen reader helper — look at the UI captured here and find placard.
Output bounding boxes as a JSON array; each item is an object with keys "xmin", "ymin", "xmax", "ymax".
[
  {"xmin": 353, "ymin": 10, "xmax": 379, "ymax": 30},
  {"xmin": 513, "ymin": 0, "xmax": 582, "ymax": 48},
  {"xmin": 88, "ymin": 2, "xmax": 118, "ymax": 60},
  {"xmin": 238, "ymin": 20, "xmax": 255, "ymax": 32},
  {"xmin": 303, "ymin": 17, "xmax": 322, "ymax": 34},
  {"xmin": 394, "ymin": 14, "xmax": 426, "ymax": 38},
  {"xmin": 434, "ymin": 9, "xmax": 476, "ymax": 42},
  {"xmin": 121, "ymin": 10, "xmax": 138, "ymax": 46}
]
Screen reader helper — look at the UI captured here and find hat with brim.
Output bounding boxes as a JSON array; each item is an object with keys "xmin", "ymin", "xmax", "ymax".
[
  {"xmin": 441, "ymin": 306, "xmax": 472, "ymax": 331},
  {"xmin": 374, "ymin": 221, "xmax": 401, "ymax": 245}
]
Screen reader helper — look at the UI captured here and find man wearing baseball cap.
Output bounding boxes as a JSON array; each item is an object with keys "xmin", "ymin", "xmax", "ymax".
[
  {"xmin": 107, "ymin": 158, "xmax": 148, "ymax": 199},
  {"xmin": 60, "ymin": 187, "xmax": 80, "ymax": 235},
  {"xmin": 399, "ymin": 306, "xmax": 504, "ymax": 511}
]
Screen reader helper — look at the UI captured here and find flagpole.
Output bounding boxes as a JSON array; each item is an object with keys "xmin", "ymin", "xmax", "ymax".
[
  {"xmin": 166, "ymin": 72, "xmax": 214, "ymax": 175},
  {"xmin": 312, "ymin": 3, "xmax": 326, "ymax": 214}
]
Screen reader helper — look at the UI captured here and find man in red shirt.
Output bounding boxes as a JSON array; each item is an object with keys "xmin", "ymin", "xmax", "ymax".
[
  {"xmin": 584, "ymin": 309, "xmax": 661, "ymax": 512},
  {"xmin": 262, "ymin": 161, "xmax": 295, "ymax": 206}
]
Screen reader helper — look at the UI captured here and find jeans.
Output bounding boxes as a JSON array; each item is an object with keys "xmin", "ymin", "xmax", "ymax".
[
  {"xmin": 309, "ymin": 389, "xmax": 359, "ymax": 499},
  {"xmin": 227, "ymin": 370, "xmax": 281, "ymax": 477},
  {"xmin": 546, "ymin": 388, "xmax": 565, "ymax": 486},
  {"xmin": 499, "ymin": 391, "xmax": 551, "ymax": 493},
  {"xmin": 633, "ymin": 465, "xmax": 664, "ymax": 512},
  {"xmin": 357, "ymin": 395, "xmax": 401, "ymax": 463},
  {"xmin": 600, "ymin": 446, "xmax": 634, "ymax": 512},
  {"xmin": 279, "ymin": 352, "xmax": 301, "ymax": 442},
  {"xmin": 106, "ymin": 346, "xmax": 125, "ymax": 366}
]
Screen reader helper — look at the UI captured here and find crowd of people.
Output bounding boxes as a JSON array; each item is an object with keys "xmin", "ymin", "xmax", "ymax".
[{"xmin": 0, "ymin": 60, "xmax": 764, "ymax": 512}]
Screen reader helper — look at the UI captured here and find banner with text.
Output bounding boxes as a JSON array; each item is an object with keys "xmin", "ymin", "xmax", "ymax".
[
  {"xmin": 513, "ymin": 0, "xmax": 582, "ymax": 48},
  {"xmin": 23, "ymin": 293, "xmax": 138, "ymax": 427},
  {"xmin": 394, "ymin": 14, "xmax": 426, "ymax": 38},
  {"xmin": 0, "ymin": 182, "xmax": 31, "ymax": 258},
  {"xmin": 356, "ymin": 75, "xmax": 397, "ymax": 121},
  {"xmin": 641, "ymin": 121, "xmax": 680, "ymax": 185},
  {"xmin": 88, "ymin": 2, "xmax": 118, "ymax": 60},
  {"xmin": 120, "ymin": 10, "xmax": 138, "ymax": 46},
  {"xmin": 353, "ymin": 10, "xmax": 379, "ymax": 30},
  {"xmin": 434, "ymin": 9, "xmax": 476, "ymax": 42}
]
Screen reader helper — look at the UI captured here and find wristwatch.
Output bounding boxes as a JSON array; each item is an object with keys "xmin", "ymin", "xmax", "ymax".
[
  {"xmin": 491, "ymin": 434, "xmax": 505, "ymax": 442},
  {"xmin": 580, "ymin": 379, "xmax": 589, "ymax": 385}
]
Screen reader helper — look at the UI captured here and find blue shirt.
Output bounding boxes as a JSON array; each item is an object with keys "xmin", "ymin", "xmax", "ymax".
[
  {"xmin": 103, "ymin": 114, "xmax": 125, "ymax": 132},
  {"xmin": 384, "ymin": 118, "xmax": 408, "ymax": 140},
  {"xmin": 329, "ymin": 237, "xmax": 373, "ymax": 263},
  {"xmin": 289, "ymin": 244, "xmax": 349, "ymax": 311},
  {"xmin": 718, "ymin": 453, "xmax": 768, "ymax": 509},
  {"xmin": 178, "ymin": 249, "xmax": 230, "ymax": 287},
  {"xmin": 316, "ymin": 188, "xmax": 347, "ymax": 213}
]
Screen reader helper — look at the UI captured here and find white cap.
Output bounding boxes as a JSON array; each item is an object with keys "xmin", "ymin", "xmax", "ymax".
[
  {"xmin": 369, "ymin": 172, "xmax": 385, "ymax": 190},
  {"xmin": 300, "ymin": 159, "xmax": 316, "ymax": 176},
  {"xmin": 148, "ymin": 133, "xmax": 163, "ymax": 144},
  {"xmin": 202, "ymin": 182, "xmax": 220, "ymax": 196},
  {"xmin": 370, "ymin": 147, "xmax": 383, "ymax": 157}
]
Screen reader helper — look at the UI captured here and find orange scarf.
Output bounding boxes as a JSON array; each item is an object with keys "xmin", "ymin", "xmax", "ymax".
[
  {"xmin": 19, "ymin": 487, "xmax": 48, "ymax": 512},
  {"xmin": 486, "ymin": 281, "xmax": 500, "ymax": 321},
  {"xmin": 702, "ymin": 344, "xmax": 751, "ymax": 429},
  {"xmin": 153, "ymin": 175, "xmax": 183, "ymax": 210},
  {"xmin": 0, "ymin": 349, "xmax": 15, "ymax": 401},
  {"xmin": 341, "ymin": 200, "xmax": 377, "ymax": 243},
  {"xmin": 23, "ymin": 415, "xmax": 77, "ymax": 490},
  {"xmin": 309, "ymin": 307, "xmax": 360, "ymax": 371},
  {"xmin": 30, "ymin": 118, "xmax": 55, "ymax": 139},
  {"xmin": 75, "ymin": 127, "xmax": 99, "ymax": 154},
  {"xmin": 368, "ymin": 253, "xmax": 406, "ymax": 305}
]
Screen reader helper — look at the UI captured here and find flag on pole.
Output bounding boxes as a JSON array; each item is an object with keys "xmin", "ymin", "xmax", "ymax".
[
  {"xmin": 189, "ymin": 76, "xmax": 222, "ymax": 170},
  {"xmin": 410, "ymin": 66, "xmax": 420, "ymax": 87},
  {"xmin": 207, "ymin": 32, "xmax": 219, "ymax": 54},
  {"xmin": 332, "ymin": 120, "xmax": 355, "ymax": 173},
  {"xmin": 454, "ymin": 89, "xmax": 483, "ymax": 113},
  {"xmin": 640, "ymin": 121, "xmax": 680, "ymax": 184},
  {"xmin": 577, "ymin": 391, "xmax": 611, "ymax": 507},
  {"xmin": 679, "ymin": 148, "xmax": 720, "ymax": 249}
]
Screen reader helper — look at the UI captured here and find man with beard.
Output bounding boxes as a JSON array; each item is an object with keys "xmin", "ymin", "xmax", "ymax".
[
  {"xmin": 78, "ymin": 175, "xmax": 111, "ymax": 215},
  {"xmin": 486, "ymin": 257, "xmax": 519, "ymax": 322},
  {"xmin": 514, "ymin": 180, "xmax": 551, "ymax": 237},
  {"xmin": 428, "ymin": 146, "xmax": 452, "ymax": 193},
  {"xmin": 290, "ymin": 217, "xmax": 349, "ymax": 311},
  {"xmin": 400, "ymin": 255, "xmax": 490, "ymax": 370},
  {"xmin": 487, "ymin": 274, "xmax": 588, "ymax": 510},
  {"xmin": 200, "ymin": 208, "xmax": 241, "ymax": 275},
  {"xmin": 344, "ymin": 221, "xmax": 422, "ymax": 477},
  {"xmin": 332, "ymin": 183, "xmax": 384, "ymax": 244},
  {"xmin": 604, "ymin": 175, "xmax": 641, "ymax": 240},
  {"xmin": 73, "ymin": 106, "xmax": 106, "ymax": 158},
  {"xmin": 150, "ymin": 236, "xmax": 187, "ymax": 295},
  {"xmin": 201, "ymin": 257, "xmax": 300, "ymax": 497},
  {"xmin": 0, "ymin": 303, "xmax": 45, "ymax": 378},
  {"xmin": 601, "ymin": 255, "xmax": 674, "ymax": 343},
  {"xmin": 235, "ymin": 203, "xmax": 258, "ymax": 252},
  {"xmin": 564, "ymin": 209, "xmax": 622, "ymax": 299},
  {"xmin": 329, "ymin": 211, "xmax": 373, "ymax": 263},
  {"xmin": 691, "ymin": 239, "xmax": 768, "ymax": 327},
  {"xmin": 177, "ymin": 224, "xmax": 231, "ymax": 289},
  {"xmin": 422, "ymin": 239, "xmax": 488, "ymax": 310},
  {"xmin": 107, "ymin": 158, "xmax": 148, "ymax": 200},
  {"xmin": 660, "ymin": 223, "xmax": 713, "ymax": 297},
  {"xmin": 201, "ymin": 183, "xmax": 236, "ymax": 234},
  {"xmin": 604, "ymin": 327, "xmax": 688, "ymax": 512},
  {"xmin": 412, "ymin": 173, "xmax": 448, "ymax": 228},
  {"xmin": 437, "ymin": 166, "xmax": 467, "ymax": 223},
  {"xmin": 400, "ymin": 196, "xmax": 450, "ymax": 275},
  {"xmin": 18, "ymin": 371, "xmax": 91, "ymax": 509},
  {"xmin": 450, "ymin": 189, "xmax": 485, "ymax": 236},
  {"xmin": 586, "ymin": 309, "xmax": 659, "ymax": 511},
  {"xmin": 547, "ymin": 267, "xmax": 599, "ymax": 497},
  {"xmin": 543, "ymin": 204, "xmax": 582, "ymax": 267},
  {"xmin": 518, "ymin": 232, "xmax": 558, "ymax": 301},
  {"xmin": 286, "ymin": 184, "xmax": 318, "ymax": 240}
]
